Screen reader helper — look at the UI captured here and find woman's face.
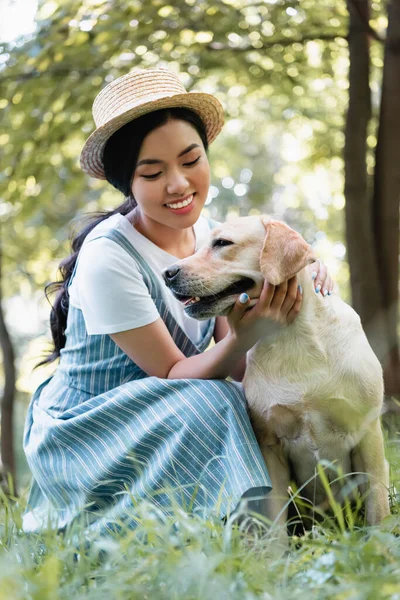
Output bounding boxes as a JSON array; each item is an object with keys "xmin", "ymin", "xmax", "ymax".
[{"xmin": 131, "ymin": 118, "xmax": 210, "ymax": 229}]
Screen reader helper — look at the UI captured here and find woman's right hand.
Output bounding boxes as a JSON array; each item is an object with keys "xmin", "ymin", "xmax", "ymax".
[{"xmin": 227, "ymin": 276, "xmax": 302, "ymax": 351}]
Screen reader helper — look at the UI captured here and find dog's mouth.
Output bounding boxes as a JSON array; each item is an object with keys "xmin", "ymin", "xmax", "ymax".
[{"xmin": 171, "ymin": 277, "xmax": 255, "ymax": 309}]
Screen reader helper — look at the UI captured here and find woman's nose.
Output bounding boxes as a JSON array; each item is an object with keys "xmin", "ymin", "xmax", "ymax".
[{"xmin": 166, "ymin": 169, "xmax": 189, "ymax": 195}]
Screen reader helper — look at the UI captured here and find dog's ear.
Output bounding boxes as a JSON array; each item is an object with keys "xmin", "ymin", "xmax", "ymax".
[{"xmin": 260, "ymin": 217, "xmax": 316, "ymax": 285}]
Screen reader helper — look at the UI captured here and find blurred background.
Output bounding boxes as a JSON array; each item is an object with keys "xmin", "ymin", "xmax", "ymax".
[{"xmin": 0, "ymin": 0, "xmax": 399, "ymax": 492}]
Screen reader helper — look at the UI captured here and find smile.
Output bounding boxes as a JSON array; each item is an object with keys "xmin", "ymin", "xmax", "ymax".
[{"xmin": 165, "ymin": 194, "xmax": 194, "ymax": 209}]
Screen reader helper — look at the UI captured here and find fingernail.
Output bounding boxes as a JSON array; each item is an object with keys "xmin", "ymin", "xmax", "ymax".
[
  {"xmin": 323, "ymin": 288, "xmax": 328, "ymax": 297},
  {"xmin": 328, "ymin": 290, "xmax": 332, "ymax": 295},
  {"xmin": 298, "ymin": 284, "xmax": 303, "ymax": 295},
  {"xmin": 239, "ymin": 293, "xmax": 249, "ymax": 304},
  {"xmin": 315, "ymin": 284, "xmax": 321, "ymax": 294},
  {"xmin": 311, "ymin": 271, "xmax": 317, "ymax": 280}
]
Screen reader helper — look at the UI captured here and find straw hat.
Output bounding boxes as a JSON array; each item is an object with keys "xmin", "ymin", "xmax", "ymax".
[{"xmin": 80, "ymin": 68, "xmax": 225, "ymax": 179}]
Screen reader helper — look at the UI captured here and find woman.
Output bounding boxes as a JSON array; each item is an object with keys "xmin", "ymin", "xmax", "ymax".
[{"xmin": 23, "ymin": 68, "xmax": 332, "ymax": 535}]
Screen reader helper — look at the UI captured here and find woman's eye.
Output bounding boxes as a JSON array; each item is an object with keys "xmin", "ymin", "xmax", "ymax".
[
  {"xmin": 142, "ymin": 172, "xmax": 161, "ymax": 180},
  {"xmin": 141, "ymin": 157, "xmax": 200, "ymax": 180},
  {"xmin": 212, "ymin": 239, "xmax": 234, "ymax": 248},
  {"xmin": 184, "ymin": 156, "xmax": 201, "ymax": 167}
]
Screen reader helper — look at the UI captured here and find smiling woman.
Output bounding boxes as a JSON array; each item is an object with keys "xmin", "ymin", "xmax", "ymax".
[
  {"xmin": 102, "ymin": 114, "xmax": 210, "ymax": 256},
  {"xmin": 22, "ymin": 68, "xmax": 275, "ymax": 536},
  {"xmin": 127, "ymin": 119, "xmax": 211, "ymax": 248}
]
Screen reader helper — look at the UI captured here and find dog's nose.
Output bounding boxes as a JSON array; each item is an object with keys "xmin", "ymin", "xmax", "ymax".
[{"xmin": 163, "ymin": 265, "xmax": 181, "ymax": 284}]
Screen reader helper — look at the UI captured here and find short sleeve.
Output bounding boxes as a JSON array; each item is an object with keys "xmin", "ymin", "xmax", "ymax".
[{"xmin": 71, "ymin": 237, "xmax": 160, "ymax": 335}]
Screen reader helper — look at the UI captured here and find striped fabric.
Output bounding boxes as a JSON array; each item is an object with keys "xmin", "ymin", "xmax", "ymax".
[{"xmin": 23, "ymin": 226, "xmax": 271, "ymax": 535}]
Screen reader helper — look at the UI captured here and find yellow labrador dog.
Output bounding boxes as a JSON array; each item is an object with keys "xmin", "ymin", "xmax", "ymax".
[{"xmin": 163, "ymin": 215, "xmax": 390, "ymax": 534}]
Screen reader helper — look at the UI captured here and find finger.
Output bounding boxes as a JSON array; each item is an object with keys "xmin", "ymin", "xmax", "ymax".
[
  {"xmin": 329, "ymin": 276, "xmax": 334, "ymax": 294},
  {"xmin": 309, "ymin": 260, "xmax": 335, "ymax": 297},
  {"xmin": 286, "ymin": 284, "xmax": 302, "ymax": 324},
  {"xmin": 228, "ymin": 292, "xmax": 250, "ymax": 320},
  {"xmin": 237, "ymin": 292, "xmax": 251, "ymax": 309},
  {"xmin": 321, "ymin": 275, "xmax": 334, "ymax": 296},
  {"xmin": 312, "ymin": 259, "xmax": 327, "ymax": 295},
  {"xmin": 308, "ymin": 261, "xmax": 319, "ymax": 283},
  {"xmin": 279, "ymin": 276, "xmax": 299, "ymax": 316},
  {"xmin": 269, "ymin": 279, "xmax": 288, "ymax": 312},
  {"xmin": 256, "ymin": 279, "xmax": 276, "ymax": 309}
]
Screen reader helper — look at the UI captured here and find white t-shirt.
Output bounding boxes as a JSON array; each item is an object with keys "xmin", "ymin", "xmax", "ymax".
[{"xmin": 68, "ymin": 212, "xmax": 215, "ymax": 346}]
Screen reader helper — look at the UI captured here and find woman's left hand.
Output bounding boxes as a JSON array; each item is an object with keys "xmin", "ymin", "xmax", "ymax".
[{"xmin": 308, "ymin": 259, "xmax": 334, "ymax": 296}]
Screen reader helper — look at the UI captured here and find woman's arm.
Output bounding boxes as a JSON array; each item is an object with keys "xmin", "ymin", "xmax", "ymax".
[
  {"xmin": 111, "ymin": 279, "xmax": 298, "ymax": 382},
  {"xmin": 111, "ymin": 281, "xmax": 297, "ymax": 382},
  {"xmin": 214, "ymin": 316, "xmax": 246, "ymax": 382},
  {"xmin": 110, "ymin": 317, "xmax": 247, "ymax": 380}
]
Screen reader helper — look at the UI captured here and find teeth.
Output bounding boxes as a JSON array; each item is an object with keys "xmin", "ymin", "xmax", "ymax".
[
  {"xmin": 183, "ymin": 296, "xmax": 201, "ymax": 306},
  {"xmin": 166, "ymin": 194, "xmax": 193, "ymax": 209}
]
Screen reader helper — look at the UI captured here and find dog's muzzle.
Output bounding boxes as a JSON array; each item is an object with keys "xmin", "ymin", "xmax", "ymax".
[{"xmin": 162, "ymin": 264, "xmax": 254, "ymax": 318}]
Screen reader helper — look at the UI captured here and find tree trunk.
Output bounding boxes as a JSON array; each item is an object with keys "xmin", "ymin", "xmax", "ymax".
[
  {"xmin": 344, "ymin": 1, "xmax": 388, "ymax": 371},
  {"xmin": 0, "ymin": 222, "xmax": 17, "ymax": 494},
  {"xmin": 372, "ymin": 0, "xmax": 400, "ymax": 396}
]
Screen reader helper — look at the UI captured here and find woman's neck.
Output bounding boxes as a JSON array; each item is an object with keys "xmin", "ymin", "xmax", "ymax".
[{"xmin": 127, "ymin": 207, "xmax": 196, "ymax": 258}]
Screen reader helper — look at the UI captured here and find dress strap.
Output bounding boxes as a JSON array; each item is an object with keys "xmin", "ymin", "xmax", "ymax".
[{"xmin": 95, "ymin": 229, "xmax": 166, "ymax": 299}]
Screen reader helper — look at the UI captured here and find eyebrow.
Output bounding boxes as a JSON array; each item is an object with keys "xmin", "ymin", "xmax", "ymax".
[{"xmin": 136, "ymin": 143, "xmax": 201, "ymax": 167}]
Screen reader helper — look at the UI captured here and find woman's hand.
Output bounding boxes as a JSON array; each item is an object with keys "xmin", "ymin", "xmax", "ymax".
[
  {"xmin": 227, "ymin": 260, "xmax": 334, "ymax": 351},
  {"xmin": 227, "ymin": 276, "xmax": 301, "ymax": 351},
  {"xmin": 308, "ymin": 259, "xmax": 333, "ymax": 296}
]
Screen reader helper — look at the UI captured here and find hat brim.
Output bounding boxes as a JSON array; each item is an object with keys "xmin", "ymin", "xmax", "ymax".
[{"xmin": 79, "ymin": 92, "xmax": 224, "ymax": 180}]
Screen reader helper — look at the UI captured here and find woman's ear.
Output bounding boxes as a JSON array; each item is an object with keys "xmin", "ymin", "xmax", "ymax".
[{"xmin": 260, "ymin": 217, "xmax": 316, "ymax": 285}]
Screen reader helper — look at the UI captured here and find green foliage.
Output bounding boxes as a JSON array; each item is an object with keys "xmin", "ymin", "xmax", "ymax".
[
  {"xmin": 1, "ymin": 421, "xmax": 399, "ymax": 600},
  {"xmin": 0, "ymin": 0, "xmax": 367, "ymax": 292}
]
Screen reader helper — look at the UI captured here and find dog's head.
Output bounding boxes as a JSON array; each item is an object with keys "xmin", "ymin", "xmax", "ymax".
[{"xmin": 162, "ymin": 215, "xmax": 316, "ymax": 319}]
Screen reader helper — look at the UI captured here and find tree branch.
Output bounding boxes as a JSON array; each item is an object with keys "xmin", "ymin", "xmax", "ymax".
[
  {"xmin": 207, "ymin": 32, "xmax": 349, "ymax": 52},
  {"xmin": 0, "ymin": 31, "xmax": 353, "ymax": 84}
]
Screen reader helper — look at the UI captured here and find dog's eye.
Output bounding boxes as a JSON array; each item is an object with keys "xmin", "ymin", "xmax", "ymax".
[{"xmin": 211, "ymin": 239, "xmax": 234, "ymax": 249}]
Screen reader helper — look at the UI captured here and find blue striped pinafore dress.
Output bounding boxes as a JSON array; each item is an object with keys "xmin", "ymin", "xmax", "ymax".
[{"xmin": 23, "ymin": 226, "xmax": 271, "ymax": 535}]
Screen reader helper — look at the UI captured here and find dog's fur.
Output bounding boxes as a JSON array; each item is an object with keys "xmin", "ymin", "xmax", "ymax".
[{"xmin": 163, "ymin": 215, "xmax": 390, "ymax": 535}]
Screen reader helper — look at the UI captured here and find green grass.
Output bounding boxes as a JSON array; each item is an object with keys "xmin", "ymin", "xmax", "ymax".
[{"xmin": 1, "ymin": 415, "xmax": 399, "ymax": 600}]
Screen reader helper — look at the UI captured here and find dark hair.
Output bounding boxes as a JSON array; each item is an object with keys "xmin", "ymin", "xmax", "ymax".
[{"xmin": 36, "ymin": 107, "xmax": 209, "ymax": 368}]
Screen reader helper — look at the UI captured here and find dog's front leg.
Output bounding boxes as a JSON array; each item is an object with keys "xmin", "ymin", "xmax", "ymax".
[
  {"xmin": 258, "ymin": 441, "xmax": 291, "ymax": 544},
  {"xmin": 351, "ymin": 418, "xmax": 390, "ymax": 525}
]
